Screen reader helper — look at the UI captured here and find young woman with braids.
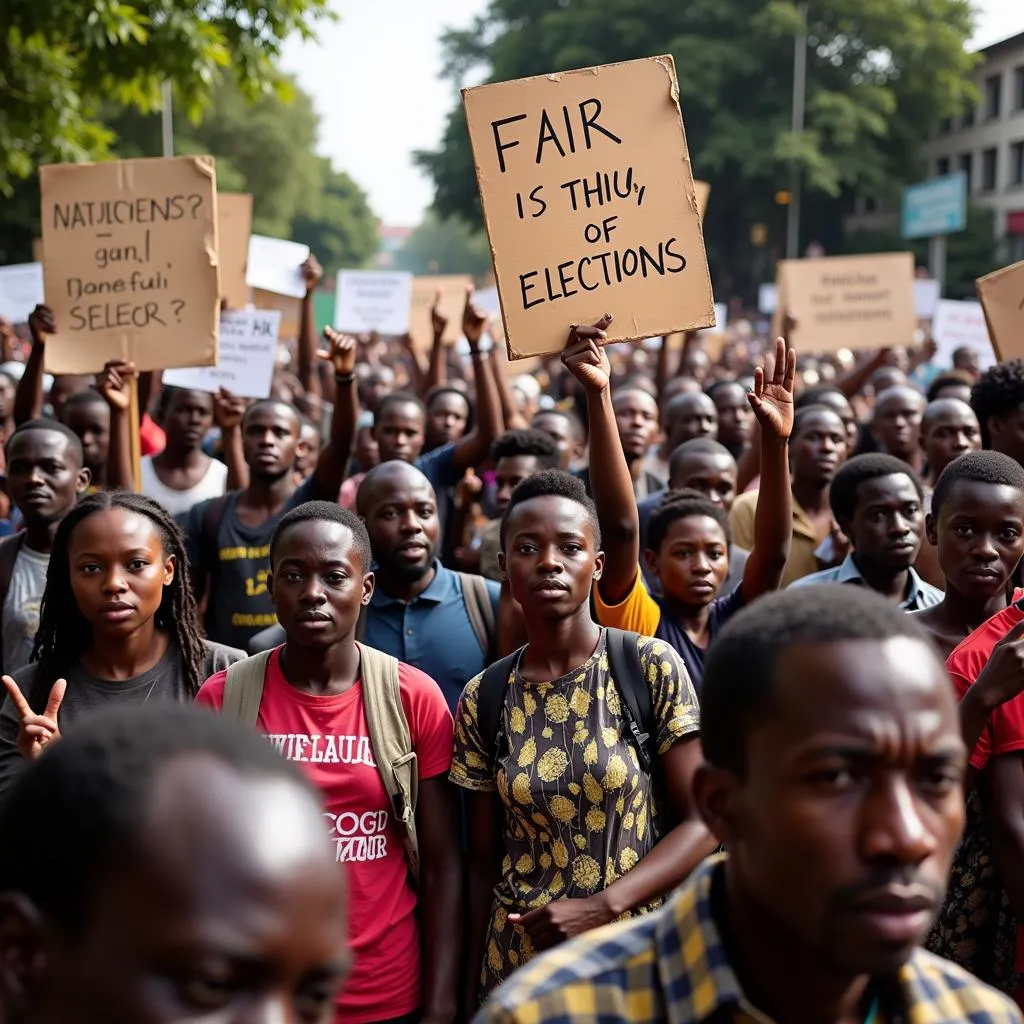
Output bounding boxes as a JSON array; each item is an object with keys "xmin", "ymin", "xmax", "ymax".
[{"xmin": 0, "ymin": 491, "xmax": 245, "ymax": 800}]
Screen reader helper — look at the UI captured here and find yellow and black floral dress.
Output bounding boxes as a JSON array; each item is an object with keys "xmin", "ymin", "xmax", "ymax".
[{"xmin": 450, "ymin": 630, "xmax": 700, "ymax": 998}]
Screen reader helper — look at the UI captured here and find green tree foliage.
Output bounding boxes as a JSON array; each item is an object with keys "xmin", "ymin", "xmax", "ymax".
[
  {"xmin": 0, "ymin": 0, "xmax": 333, "ymax": 193},
  {"xmin": 416, "ymin": 0, "xmax": 979, "ymax": 293},
  {"xmin": 392, "ymin": 213, "xmax": 493, "ymax": 276}
]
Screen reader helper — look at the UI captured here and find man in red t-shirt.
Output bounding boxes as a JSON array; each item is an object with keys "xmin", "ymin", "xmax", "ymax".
[{"xmin": 197, "ymin": 500, "xmax": 461, "ymax": 1024}]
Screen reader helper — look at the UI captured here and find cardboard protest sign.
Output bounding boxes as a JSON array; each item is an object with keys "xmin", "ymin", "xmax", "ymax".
[
  {"xmin": 217, "ymin": 194, "xmax": 253, "ymax": 309},
  {"xmin": 163, "ymin": 309, "xmax": 281, "ymax": 399},
  {"xmin": 463, "ymin": 55, "xmax": 714, "ymax": 360},
  {"xmin": 775, "ymin": 253, "xmax": 915, "ymax": 352},
  {"xmin": 977, "ymin": 261, "xmax": 1024, "ymax": 361},
  {"xmin": 334, "ymin": 271, "xmax": 413, "ymax": 335},
  {"xmin": 246, "ymin": 236, "xmax": 309, "ymax": 299},
  {"xmin": 31, "ymin": 239, "xmax": 43, "ymax": 262},
  {"xmin": 253, "ymin": 289, "xmax": 300, "ymax": 342},
  {"xmin": 933, "ymin": 298, "xmax": 997, "ymax": 369},
  {"xmin": 0, "ymin": 263, "xmax": 45, "ymax": 324},
  {"xmin": 39, "ymin": 156, "xmax": 219, "ymax": 374},
  {"xmin": 694, "ymin": 180, "xmax": 710, "ymax": 219},
  {"xmin": 409, "ymin": 275, "xmax": 472, "ymax": 347}
]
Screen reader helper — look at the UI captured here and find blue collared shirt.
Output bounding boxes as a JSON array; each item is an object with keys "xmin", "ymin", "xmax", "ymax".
[
  {"xmin": 363, "ymin": 561, "xmax": 500, "ymax": 712},
  {"xmin": 788, "ymin": 552, "xmax": 944, "ymax": 610}
]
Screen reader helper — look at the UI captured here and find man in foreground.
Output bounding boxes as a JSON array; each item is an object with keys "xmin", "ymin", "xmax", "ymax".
[
  {"xmin": 476, "ymin": 586, "xmax": 1020, "ymax": 1023},
  {"xmin": 0, "ymin": 703, "xmax": 350, "ymax": 1023}
]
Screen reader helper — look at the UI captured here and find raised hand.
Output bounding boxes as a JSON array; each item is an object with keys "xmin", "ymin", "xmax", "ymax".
[
  {"xmin": 560, "ymin": 314, "xmax": 614, "ymax": 395},
  {"xmin": 431, "ymin": 290, "xmax": 449, "ymax": 341},
  {"xmin": 320, "ymin": 327, "xmax": 358, "ymax": 377},
  {"xmin": 214, "ymin": 388, "xmax": 247, "ymax": 432},
  {"xmin": 747, "ymin": 336, "xmax": 795, "ymax": 440},
  {"xmin": 2, "ymin": 675, "xmax": 65, "ymax": 761},
  {"xmin": 98, "ymin": 359, "xmax": 137, "ymax": 413},
  {"xmin": 28, "ymin": 304, "xmax": 56, "ymax": 345},
  {"xmin": 462, "ymin": 287, "xmax": 488, "ymax": 349},
  {"xmin": 301, "ymin": 255, "xmax": 323, "ymax": 296}
]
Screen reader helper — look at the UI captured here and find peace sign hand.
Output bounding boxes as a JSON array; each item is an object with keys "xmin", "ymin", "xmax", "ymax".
[
  {"xmin": 748, "ymin": 336, "xmax": 796, "ymax": 441},
  {"xmin": 2, "ymin": 676, "xmax": 66, "ymax": 761}
]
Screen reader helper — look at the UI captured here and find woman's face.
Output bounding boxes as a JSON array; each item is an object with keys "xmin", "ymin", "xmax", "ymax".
[{"xmin": 68, "ymin": 509, "xmax": 175, "ymax": 638}]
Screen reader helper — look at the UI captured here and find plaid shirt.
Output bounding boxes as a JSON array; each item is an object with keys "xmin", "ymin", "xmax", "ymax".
[{"xmin": 475, "ymin": 854, "xmax": 1023, "ymax": 1024}]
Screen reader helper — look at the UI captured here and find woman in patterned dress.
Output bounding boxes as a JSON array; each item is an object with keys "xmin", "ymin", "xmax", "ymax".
[{"xmin": 450, "ymin": 318, "xmax": 718, "ymax": 1005}]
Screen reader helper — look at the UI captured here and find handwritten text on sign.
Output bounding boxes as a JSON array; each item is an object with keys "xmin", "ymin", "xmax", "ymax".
[
  {"xmin": 463, "ymin": 56, "xmax": 714, "ymax": 360},
  {"xmin": 39, "ymin": 156, "xmax": 219, "ymax": 374},
  {"xmin": 162, "ymin": 310, "xmax": 281, "ymax": 400}
]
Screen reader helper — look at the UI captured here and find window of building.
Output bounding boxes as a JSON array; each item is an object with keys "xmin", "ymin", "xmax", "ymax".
[
  {"xmin": 982, "ymin": 147, "xmax": 998, "ymax": 191},
  {"xmin": 986, "ymin": 74, "xmax": 1003, "ymax": 120},
  {"xmin": 1015, "ymin": 66, "xmax": 1024, "ymax": 111},
  {"xmin": 938, "ymin": 116, "xmax": 953, "ymax": 136},
  {"xmin": 960, "ymin": 152, "xmax": 973, "ymax": 193},
  {"xmin": 1012, "ymin": 141, "xmax": 1024, "ymax": 187},
  {"xmin": 963, "ymin": 104, "xmax": 976, "ymax": 129},
  {"xmin": 936, "ymin": 156, "xmax": 950, "ymax": 176}
]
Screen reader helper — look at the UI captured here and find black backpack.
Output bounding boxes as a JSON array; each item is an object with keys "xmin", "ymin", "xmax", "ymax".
[{"xmin": 476, "ymin": 628, "xmax": 656, "ymax": 773}]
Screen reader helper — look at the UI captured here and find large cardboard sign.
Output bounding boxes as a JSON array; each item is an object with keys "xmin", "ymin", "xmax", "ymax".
[
  {"xmin": 217, "ymin": 193, "xmax": 253, "ymax": 309},
  {"xmin": 163, "ymin": 309, "xmax": 281, "ymax": 399},
  {"xmin": 0, "ymin": 263, "xmax": 45, "ymax": 324},
  {"xmin": 933, "ymin": 298, "xmax": 997, "ymax": 369},
  {"xmin": 463, "ymin": 55, "xmax": 714, "ymax": 360},
  {"xmin": 246, "ymin": 235, "xmax": 309, "ymax": 299},
  {"xmin": 410, "ymin": 275, "xmax": 473, "ymax": 347},
  {"xmin": 39, "ymin": 156, "xmax": 219, "ymax": 374},
  {"xmin": 775, "ymin": 253, "xmax": 916, "ymax": 352},
  {"xmin": 977, "ymin": 261, "xmax": 1024, "ymax": 362},
  {"xmin": 334, "ymin": 271, "xmax": 413, "ymax": 335}
]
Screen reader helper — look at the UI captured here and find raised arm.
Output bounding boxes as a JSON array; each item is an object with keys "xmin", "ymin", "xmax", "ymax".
[
  {"xmin": 561, "ymin": 316, "xmax": 638, "ymax": 605},
  {"xmin": 97, "ymin": 360, "xmax": 136, "ymax": 492},
  {"xmin": 450, "ymin": 290, "xmax": 503, "ymax": 473},
  {"xmin": 740, "ymin": 338, "xmax": 795, "ymax": 601},
  {"xmin": 489, "ymin": 339, "xmax": 528, "ymax": 431},
  {"xmin": 425, "ymin": 291, "xmax": 448, "ymax": 393},
  {"xmin": 214, "ymin": 389, "xmax": 249, "ymax": 492},
  {"xmin": 15, "ymin": 305, "xmax": 53, "ymax": 425},
  {"xmin": 297, "ymin": 256, "xmax": 323, "ymax": 400},
  {"xmin": 310, "ymin": 329, "xmax": 358, "ymax": 499}
]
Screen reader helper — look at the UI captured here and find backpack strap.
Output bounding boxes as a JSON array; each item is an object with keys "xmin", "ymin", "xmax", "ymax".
[
  {"xmin": 222, "ymin": 649, "xmax": 275, "ymax": 728},
  {"xmin": 605, "ymin": 628, "xmax": 655, "ymax": 774},
  {"xmin": 457, "ymin": 572, "xmax": 497, "ymax": 657},
  {"xmin": 477, "ymin": 648, "xmax": 522, "ymax": 769},
  {"xmin": 358, "ymin": 643, "xmax": 420, "ymax": 882}
]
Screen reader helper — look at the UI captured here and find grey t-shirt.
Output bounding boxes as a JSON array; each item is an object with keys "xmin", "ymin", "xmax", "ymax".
[
  {"xmin": 1, "ymin": 546, "xmax": 49, "ymax": 676},
  {"xmin": 0, "ymin": 639, "xmax": 244, "ymax": 804}
]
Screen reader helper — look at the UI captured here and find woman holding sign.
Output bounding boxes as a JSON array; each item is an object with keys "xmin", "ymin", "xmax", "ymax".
[{"xmin": 0, "ymin": 491, "xmax": 243, "ymax": 800}]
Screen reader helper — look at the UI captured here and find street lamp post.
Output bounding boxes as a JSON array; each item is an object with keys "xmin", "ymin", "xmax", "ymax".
[
  {"xmin": 786, "ymin": 2, "xmax": 808, "ymax": 259},
  {"xmin": 161, "ymin": 81, "xmax": 174, "ymax": 158}
]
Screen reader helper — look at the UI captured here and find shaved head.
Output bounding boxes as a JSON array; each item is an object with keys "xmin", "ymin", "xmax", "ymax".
[{"xmin": 356, "ymin": 460, "xmax": 434, "ymax": 516}]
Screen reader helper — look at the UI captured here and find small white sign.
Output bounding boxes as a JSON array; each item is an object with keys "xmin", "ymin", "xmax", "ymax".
[
  {"xmin": 163, "ymin": 310, "xmax": 281, "ymax": 399},
  {"xmin": 245, "ymin": 236, "xmax": 310, "ymax": 299},
  {"xmin": 0, "ymin": 263, "xmax": 45, "ymax": 324},
  {"xmin": 932, "ymin": 299, "xmax": 996, "ymax": 370},
  {"xmin": 913, "ymin": 279, "xmax": 942, "ymax": 320},
  {"xmin": 714, "ymin": 302, "xmax": 728, "ymax": 330},
  {"xmin": 334, "ymin": 270, "xmax": 413, "ymax": 335},
  {"xmin": 758, "ymin": 283, "xmax": 778, "ymax": 314}
]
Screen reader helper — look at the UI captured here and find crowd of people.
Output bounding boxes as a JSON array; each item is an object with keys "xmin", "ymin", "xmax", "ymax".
[{"xmin": 0, "ymin": 252, "xmax": 1023, "ymax": 1023}]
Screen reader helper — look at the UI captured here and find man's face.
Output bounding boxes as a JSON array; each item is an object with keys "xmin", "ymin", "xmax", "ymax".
[
  {"xmin": 495, "ymin": 455, "xmax": 543, "ymax": 514},
  {"xmin": 6, "ymin": 755, "xmax": 350, "ymax": 1023},
  {"xmin": 919, "ymin": 400, "xmax": 980, "ymax": 480},
  {"xmin": 374, "ymin": 402, "xmax": 426, "ymax": 464},
  {"xmin": 531, "ymin": 413, "xmax": 577, "ymax": 472},
  {"xmin": 667, "ymin": 394, "xmax": 718, "ymax": 451},
  {"xmin": 669, "ymin": 453, "xmax": 738, "ymax": 513},
  {"xmin": 790, "ymin": 410, "xmax": 846, "ymax": 486},
  {"xmin": 953, "ymin": 348, "xmax": 981, "ymax": 380},
  {"xmin": 163, "ymin": 390, "xmax": 214, "ymax": 454},
  {"xmin": 49, "ymin": 375, "xmax": 92, "ymax": 422},
  {"xmin": 5, "ymin": 429, "xmax": 89, "ymax": 524},
  {"xmin": 0, "ymin": 374, "xmax": 14, "ymax": 423},
  {"xmin": 710, "ymin": 384, "xmax": 752, "ymax": 453},
  {"xmin": 612, "ymin": 390, "xmax": 659, "ymax": 461},
  {"xmin": 242, "ymin": 403, "xmax": 303, "ymax": 482},
  {"xmin": 426, "ymin": 393, "xmax": 469, "ymax": 449},
  {"xmin": 871, "ymin": 389, "xmax": 924, "ymax": 461},
  {"xmin": 62, "ymin": 400, "xmax": 110, "ymax": 476},
  {"xmin": 698, "ymin": 636, "xmax": 965, "ymax": 977},
  {"xmin": 680, "ymin": 349, "xmax": 710, "ymax": 383},
  {"xmin": 987, "ymin": 403, "xmax": 1024, "ymax": 468},
  {"xmin": 361, "ymin": 470, "xmax": 439, "ymax": 582},
  {"xmin": 845, "ymin": 473, "xmax": 923, "ymax": 573}
]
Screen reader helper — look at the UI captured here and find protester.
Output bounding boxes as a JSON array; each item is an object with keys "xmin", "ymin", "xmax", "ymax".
[
  {"xmin": 0, "ymin": 703, "xmax": 351, "ymax": 1023},
  {"xmin": 476, "ymin": 586, "xmax": 1020, "ymax": 1024},
  {"xmin": 870, "ymin": 385, "xmax": 926, "ymax": 475},
  {"xmin": 920, "ymin": 398, "xmax": 981, "ymax": 487},
  {"xmin": 425, "ymin": 385, "xmax": 472, "ymax": 452},
  {"xmin": 197, "ymin": 501, "xmax": 460, "ymax": 1024},
  {"xmin": 705, "ymin": 379, "xmax": 752, "ymax": 460},
  {"xmin": 972, "ymin": 360, "xmax": 1024, "ymax": 467},
  {"xmin": 0, "ymin": 491, "xmax": 244, "ymax": 800},
  {"xmin": 660, "ymin": 391, "xmax": 718, "ymax": 449},
  {"xmin": 0, "ymin": 420, "xmax": 91, "ymax": 675},
  {"xmin": 530, "ymin": 409, "xmax": 585, "ymax": 472},
  {"xmin": 60, "ymin": 389, "xmax": 110, "ymax": 491}
]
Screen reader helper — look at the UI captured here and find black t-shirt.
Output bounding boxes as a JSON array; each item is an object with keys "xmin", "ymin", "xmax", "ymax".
[{"xmin": 185, "ymin": 478, "xmax": 318, "ymax": 649}]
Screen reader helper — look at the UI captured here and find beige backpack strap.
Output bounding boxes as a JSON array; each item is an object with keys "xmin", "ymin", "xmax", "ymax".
[
  {"xmin": 358, "ymin": 643, "xmax": 419, "ymax": 882},
  {"xmin": 458, "ymin": 572, "xmax": 495, "ymax": 656},
  {"xmin": 222, "ymin": 650, "xmax": 274, "ymax": 728}
]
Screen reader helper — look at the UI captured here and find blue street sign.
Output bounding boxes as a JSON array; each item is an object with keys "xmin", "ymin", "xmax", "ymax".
[{"xmin": 901, "ymin": 172, "xmax": 967, "ymax": 240}]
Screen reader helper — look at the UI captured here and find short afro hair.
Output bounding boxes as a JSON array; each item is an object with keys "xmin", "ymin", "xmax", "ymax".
[
  {"xmin": 500, "ymin": 469, "xmax": 600, "ymax": 551},
  {"xmin": 241, "ymin": 398, "xmax": 300, "ymax": 433},
  {"xmin": 931, "ymin": 450, "xmax": 1024, "ymax": 520},
  {"xmin": 647, "ymin": 489, "xmax": 731, "ymax": 554},
  {"xmin": 829, "ymin": 453, "xmax": 923, "ymax": 525},
  {"xmin": 971, "ymin": 360, "xmax": 1024, "ymax": 448},
  {"xmin": 794, "ymin": 385, "xmax": 848, "ymax": 412},
  {"xmin": 270, "ymin": 499, "xmax": 373, "ymax": 573},
  {"xmin": 491, "ymin": 428, "xmax": 559, "ymax": 467},
  {"xmin": 532, "ymin": 407, "xmax": 586, "ymax": 443},
  {"xmin": 0, "ymin": 704, "xmax": 317, "ymax": 936},
  {"xmin": 375, "ymin": 391, "xmax": 427, "ymax": 422},
  {"xmin": 926, "ymin": 371, "xmax": 973, "ymax": 404},
  {"xmin": 701, "ymin": 586, "xmax": 936, "ymax": 776},
  {"xmin": 704, "ymin": 379, "xmax": 746, "ymax": 401},
  {"xmin": 6, "ymin": 417, "xmax": 85, "ymax": 467}
]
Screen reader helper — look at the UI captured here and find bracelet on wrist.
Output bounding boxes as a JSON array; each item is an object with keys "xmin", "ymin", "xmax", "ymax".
[{"xmin": 334, "ymin": 371, "xmax": 356, "ymax": 385}]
